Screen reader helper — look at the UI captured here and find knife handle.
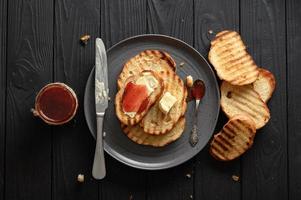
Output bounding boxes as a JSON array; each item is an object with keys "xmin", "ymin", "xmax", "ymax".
[{"xmin": 92, "ymin": 115, "xmax": 106, "ymax": 179}]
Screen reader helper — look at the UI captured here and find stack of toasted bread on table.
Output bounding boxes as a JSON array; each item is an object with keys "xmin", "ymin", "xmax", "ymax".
[
  {"xmin": 115, "ymin": 50, "xmax": 187, "ymax": 147},
  {"xmin": 208, "ymin": 30, "xmax": 276, "ymax": 161}
]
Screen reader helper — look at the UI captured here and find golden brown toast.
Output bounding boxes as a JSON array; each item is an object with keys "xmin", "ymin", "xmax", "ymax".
[
  {"xmin": 118, "ymin": 50, "xmax": 176, "ymax": 89},
  {"xmin": 115, "ymin": 71, "xmax": 164, "ymax": 126},
  {"xmin": 208, "ymin": 30, "xmax": 259, "ymax": 85},
  {"xmin": 220, "ymin": 81, "xmax": 270, "ymax": 129},
  {"xmin": 122, "ymin": 117, "xmax": 186, "ymax": 147},
  {"xmin": 210, "ymin": 115, "xmax": 256, "ymax": 161},
  {"xmin": 253, "ymin": 68, "xmax": 276, "ymax": 102},
  {"xmin": 140, "ymin": 71, "xmax": 187, "ymax": 135}
]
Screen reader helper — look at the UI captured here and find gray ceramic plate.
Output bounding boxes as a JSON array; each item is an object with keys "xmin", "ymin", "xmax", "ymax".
[{"xmin": 84, "ymin": 34, "xmax": 220, "ymax": 170}]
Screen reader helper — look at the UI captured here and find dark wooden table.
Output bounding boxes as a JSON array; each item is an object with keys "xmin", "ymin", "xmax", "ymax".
[{"xmin": 0, "ymin": 0, "xmax": 300, "ymax": 199}]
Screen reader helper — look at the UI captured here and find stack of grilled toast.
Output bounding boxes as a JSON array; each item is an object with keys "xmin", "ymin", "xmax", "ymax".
[
  {"xmin": 208, "ymin": 30, "xmax": 276, "ymax": 161},
  {"xmin": 115, "ymin": 50, "xmax": 188, "ymax": 147}
]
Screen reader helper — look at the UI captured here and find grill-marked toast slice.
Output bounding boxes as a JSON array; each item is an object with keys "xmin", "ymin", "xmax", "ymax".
[
  {"xmin": 209, "ymin": 30, "xmax": 259, "ymax": 85},
  {"xmin": 140, "ymin": 71, "xmax": 187, "ymax": 135},
  {"xmin": 253, "ymin": 68, "xmax": 276, "ymax": 102},
  {"xmin": 210, "ymin": 115, "xmax": 256, "ymax": 161},
  {"xmin": 118, "ymin": 50, "xmax": 176, "ymax": 89},
  {"xmin": 220, "ymin": 81, "xmax": 270, "ymax": 129},
  {"xmin": 122, "ymin": 117, "xmax": 185, "ymax": 147},
  {"xmin": 115, "ymin": 70, "xmax": 164, "ymax": 126}
]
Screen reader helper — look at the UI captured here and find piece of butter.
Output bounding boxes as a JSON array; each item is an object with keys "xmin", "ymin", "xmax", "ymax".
[
  {"xmin": 124, "ymin": 111, "xmax": 136, "ymax": 118},
  {"xmin": 159, "ymin": 92, "xmax": 177, "ymax": 115},
  {"xmin": 135, "ymin": 73, "xmax": 158, "ymax": 95}
]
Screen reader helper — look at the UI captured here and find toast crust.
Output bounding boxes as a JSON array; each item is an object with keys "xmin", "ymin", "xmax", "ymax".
[
  {"xmin": 118, "ymin": 50, "xmax": 176, "ymax": 89},
  {"xmin": 253, "ymin": 68, "xmax": 276, "ymax": 102},
  {"xmin": 122, "ymin": 117, "xmax": 185, "ymax": 147}
]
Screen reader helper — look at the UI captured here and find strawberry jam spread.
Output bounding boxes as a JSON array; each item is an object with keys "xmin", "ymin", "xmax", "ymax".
[
  {"xmin": 191, "ymin": 80, "xmax": 205, "ymax": 100},
  {"xmin": 35, "ymin": 83, "xmax": 78, "ymax": 124},
  {"xmin": 122, "ymin": 82, "xmax": 149, "ymax": 114}
]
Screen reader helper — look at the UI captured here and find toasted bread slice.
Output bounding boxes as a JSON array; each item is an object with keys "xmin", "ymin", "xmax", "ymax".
[
  {"xmin": 208, "ymin": 30, "xmax": 259, "ymax": 85},
  {"xmin": 141, "ymin": 71, "xmax": 187, "ymax": 135},
  {"xmin": 220, "ymin": 81, "xmax": 270, "ymax": 129},
  {"xmin": 253, "ymin": 68, "xmax": 276, "ymax": 102},
  {"xmin": 122, "ymin": 117, "xmax": 185, "ymax": 147},
  {"xmin": 210, "ymin": 115, "xmax": 256, "ymax": 161},
  {"xmin": 115, "ymin": 71, "xmax": 164, "ymax": 126},
  {"xmin": 118, "ymin": 50, "xmax": 176, "ymax": 89}
]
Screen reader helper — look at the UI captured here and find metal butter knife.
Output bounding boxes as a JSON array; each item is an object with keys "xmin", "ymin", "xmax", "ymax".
[{"xmin": 92, "ymin": 38, "xmax": 109, "ymax": 180}]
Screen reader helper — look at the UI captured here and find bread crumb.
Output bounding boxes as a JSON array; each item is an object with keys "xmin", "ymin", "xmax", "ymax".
[
  {"xmin": 186, "ymin": 173, "xmax": 191, "ymax": 179},
  {"xmin": 179, "ymin": 62, "xmax": 185, "ymax": 67},
  {"xmin": 232, "ymin": 175, "xmax": 240, "ymax": 182},
  {"xmin": 186, "ymin": 75, "xmax": 193, "ymax": 87},
  {"xmin": 77, "ymin": 174, "xmax": 84, "ymax": 183},
  {"xmin": 208, "ymin": 30, "xmax": 213, "ymax": 34},
  {"xmin": 190, "ymin": 194, "xmax": 193, "ymax": 199},
  {"xmin": 80, "ymin": 35, "xmax": 90, "ymax": 45}
]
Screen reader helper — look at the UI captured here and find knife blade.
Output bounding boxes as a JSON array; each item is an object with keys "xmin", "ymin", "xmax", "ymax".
[
  {"xmin": 92, "ymin": 38, "xmax": 108, "ymax": 180},
  {"xmin": 95, "ymin": 38, "xmax": 109, "ymax": 112}
]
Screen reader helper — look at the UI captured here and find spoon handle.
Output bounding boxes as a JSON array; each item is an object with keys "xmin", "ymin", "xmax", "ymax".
[
  {"xmin": 189, "ymin": 124, "xmax": 199, "ymax": 147},
  {"xmin": 190, "ymin": 99, "xmax": 201, "ymax": 147},
  {"xmin": 195, "ymin": 99, "xmax": 200, "ymax": 114}
]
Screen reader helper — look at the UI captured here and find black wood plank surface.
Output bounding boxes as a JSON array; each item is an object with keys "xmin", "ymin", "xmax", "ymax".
[
  {"xmin": 5, "ymin": 0, "xmax": 53, "ymax": 199},
  {"xmin": 100, "ymin": 1, "xmax": 147, "ymax": 199},
  {"xmin": 240, "ymin": 0, "xmax": 287, "ymax": 200},
  {"xmin": 101, "ymin": 0, "xmax": 147, "ymax": 47},
  {"xmin": 147, "ymin": 0, "xmax": 194, "ymax": 44},
  {"xmin": 146, "ymin": 0, "xmax": 194, "ymax": 199},
  {"xmin": 194, "ymin": 0, "xmax": 241, "ymax": 199},
  {"xmin": 53, "ymin": 0, "xmax": 100, "ymax": 200},
  {"xmin": 1, "ymin": 0, "xmax": 299, "ymax": 199},
  {"xmin": 287, "ymin": 0, "xmax": 301, "ymax": 199},
  {"xmin": 0, "ymin": 0, "xmax": 7, "ymax": 199}
]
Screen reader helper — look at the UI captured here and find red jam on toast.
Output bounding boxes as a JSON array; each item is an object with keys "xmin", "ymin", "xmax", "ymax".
[{"xmin": 122, "ymin": 82, "xmax": 149, "ymax": 113}]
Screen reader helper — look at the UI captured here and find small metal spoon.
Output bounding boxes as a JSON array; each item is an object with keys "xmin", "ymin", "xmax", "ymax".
[{"xmin": 189, "ymin": 79, "xmax": 205, "ymax": 147}]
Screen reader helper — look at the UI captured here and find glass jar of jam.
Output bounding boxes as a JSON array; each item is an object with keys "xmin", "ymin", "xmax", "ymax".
[{"xmin": 32, "ymin": 82, "xmax": 78, "ymax": 125}]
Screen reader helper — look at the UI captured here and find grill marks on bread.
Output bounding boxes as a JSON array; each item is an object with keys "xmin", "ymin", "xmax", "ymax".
[
  {"xmin": 220, "ymin": 81, "xmax": 270, "ymax": 129},
  {"xmin": 122, "ymin": 117, "xmax": 185, "ymax": 147},
  {"xmin": 209, "ymin": 30, "xmax": 259, "ymax": 86},
  {"xmin": 210, "ymin": 115, "xmax": 256, "ymax": 161},
  {"xmin": 118, "ymin": 50, "xmax": 176, "ymax": 89},
  {"xmin": 141, "ymin": 70, "xmax": 187, "ymax": 135}
]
